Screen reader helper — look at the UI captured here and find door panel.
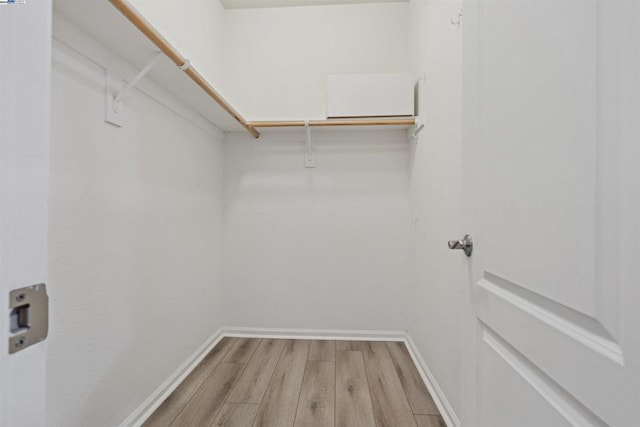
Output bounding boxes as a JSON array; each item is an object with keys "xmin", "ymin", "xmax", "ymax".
[
  {"xmin": 479, "ymin": 1, "xmax": 598, "ymax": 317},
  {"xmin": 479, "ymin": 321, "xmax": 613, "ymax": 427},
  {"xmin": 462, "ymin": 1, "xmax": 639, "ymax": 425}
]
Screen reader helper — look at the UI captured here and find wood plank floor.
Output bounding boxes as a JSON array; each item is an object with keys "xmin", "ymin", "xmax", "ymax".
[{"xmin": 144, "ymin": 339, "xmax": 446, "ymax": 427}]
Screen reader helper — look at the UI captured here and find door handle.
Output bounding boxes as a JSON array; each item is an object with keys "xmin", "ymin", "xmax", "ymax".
[{"xmin": 448, "ymin": 234, "xmax": 473, "ymax": 257}]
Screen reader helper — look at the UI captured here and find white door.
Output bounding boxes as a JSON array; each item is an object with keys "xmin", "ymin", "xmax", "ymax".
[
  {"xmin": 461, "ymin": 1, "xmax": 640, "ymax": 426},
  {"xmin": 0, "ymin": 1, "xmax": 51, "ymax": 426}
]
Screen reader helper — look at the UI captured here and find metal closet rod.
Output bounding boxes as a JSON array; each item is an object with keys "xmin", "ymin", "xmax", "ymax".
[
  {"xmin": 248, "ymin": 118, "xmax": 417, "ymax": 128},
  {"xmin": 108, "ymin": 0, "xmax": 260, "ymax": 139}
]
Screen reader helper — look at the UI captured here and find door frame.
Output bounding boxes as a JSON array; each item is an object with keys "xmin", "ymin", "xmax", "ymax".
[{"xmin": 0, "ymin": 1, "xmax": 52, "ymax": 425}]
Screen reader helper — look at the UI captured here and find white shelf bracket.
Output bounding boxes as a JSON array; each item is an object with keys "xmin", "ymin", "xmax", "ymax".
[
  {"xmin": 408, "ymin": 73, "xmax": 427, "ymax": 141},
  {"xmin": 304, "ymin": 121, "xmax": 316, "ymax": 168},
  {"xmin": 105, "ymin": 52, "xmax": 164, "ymax": 127},
  {"xmin": 409, "ymin": 124, "xmax": 425, "ymax": 140}
]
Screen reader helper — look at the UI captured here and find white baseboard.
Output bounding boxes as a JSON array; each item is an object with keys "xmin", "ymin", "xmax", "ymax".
[
  {"xmin": 404, "ymin": 334, "xmax": 461, "ymax": 427},
  {"xmin": 119, "ymin": 328, "xmax": 225, "ymax": 427},
  {"xmin": 122, "ymin": 327, "xmax": 459, "ymax": 427},
  {"xmin": 222, "ymin": 326, "xmax": 407, "ymax": 342}
]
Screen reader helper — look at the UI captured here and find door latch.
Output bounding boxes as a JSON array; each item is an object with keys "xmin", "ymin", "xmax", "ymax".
[{"xmin": 9, "ymin": 284, "xmax": 48, "ymax": 354}]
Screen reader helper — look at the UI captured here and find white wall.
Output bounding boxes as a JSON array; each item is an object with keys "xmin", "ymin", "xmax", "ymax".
[
  {"xmin": 407, "ymin": 0, "xmax": 463, "ymax": 421},
  {"xmin": 131, "ymin": 0, "xmax": 226, "ymax": 89},
  {"xmin": 223, "ymin": 130, "xmax": 410, "ymax": 331},
  {"xmin": 46, "ymin": 21, "xmax": 226, "ymax": 426},
  {"xmin": 220, "ymin": 2, "xmax": 412, "ymax": 331},
  {"xmin": 222, "ymin": 2, "xmax": 410, "ymax": 120}
]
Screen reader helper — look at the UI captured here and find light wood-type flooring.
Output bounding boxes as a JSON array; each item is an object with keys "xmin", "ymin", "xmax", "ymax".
[{"xmin": 144, "ymin": 338, "xmax": 446, "ymax": 427}]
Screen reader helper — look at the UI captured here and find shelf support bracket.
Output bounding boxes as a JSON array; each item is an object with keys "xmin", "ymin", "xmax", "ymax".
[
  {"xmin": 105, "ymin": 52, "xmax": 164, "ymax": 127},
  {"xmin": 304, "ymin": 121, "xmax": 316, "ymax": 168},
  {"xmin": 409, "ymin": 124, "xmax": 425, "ymax": 140}
]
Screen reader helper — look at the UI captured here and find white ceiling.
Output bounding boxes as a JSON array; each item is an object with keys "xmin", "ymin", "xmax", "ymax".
[{"xmin": 221, "ymin": 0, "xmax": 407, "ymax": 10}]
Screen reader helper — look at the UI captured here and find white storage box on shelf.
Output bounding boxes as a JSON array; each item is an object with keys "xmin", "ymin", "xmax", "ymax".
[{"xmin": 327, "ymin": 72, "xmax": 414, "ymax": 118}]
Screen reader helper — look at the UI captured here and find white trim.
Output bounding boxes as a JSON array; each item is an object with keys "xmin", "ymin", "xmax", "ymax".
[
  {"xmin": 121, "ymin": 327, "xmax": 459, "ymax": 427},
  {"xmin": 404, "ymin": 333, "xmax": 461, "ymax": 427},
  {"xmin": 222, "ymin": 326, "xmax": 407, "ymax": 341},
  {"xmin": 119, "ymin": 329, "xmax": 225, "ymax": 427}
]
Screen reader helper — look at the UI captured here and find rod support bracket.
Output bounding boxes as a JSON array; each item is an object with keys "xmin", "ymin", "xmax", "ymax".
[
  {"xmin": 409, "ymin": 123, "xmax": 425, "ymax": 140},
  {"xmin": 304, "ymin": 121, "xmax": 316, "ymax": 168},
  {"xmin": 105, "ymin": 52, "xmax": 164, "ymax": 127}
]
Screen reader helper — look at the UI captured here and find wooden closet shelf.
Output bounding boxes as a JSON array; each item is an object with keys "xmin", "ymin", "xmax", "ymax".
[
  {"xmin": 55, "ymin": 1, "xmax": 417, "ymax": 138},
  {"xmin": 108, "ymin": 0, "xmax": 259, "ymax": 138},
  {"xmin": 54, "ymin": 0, "xmax": 258, "ymax": 136}
]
